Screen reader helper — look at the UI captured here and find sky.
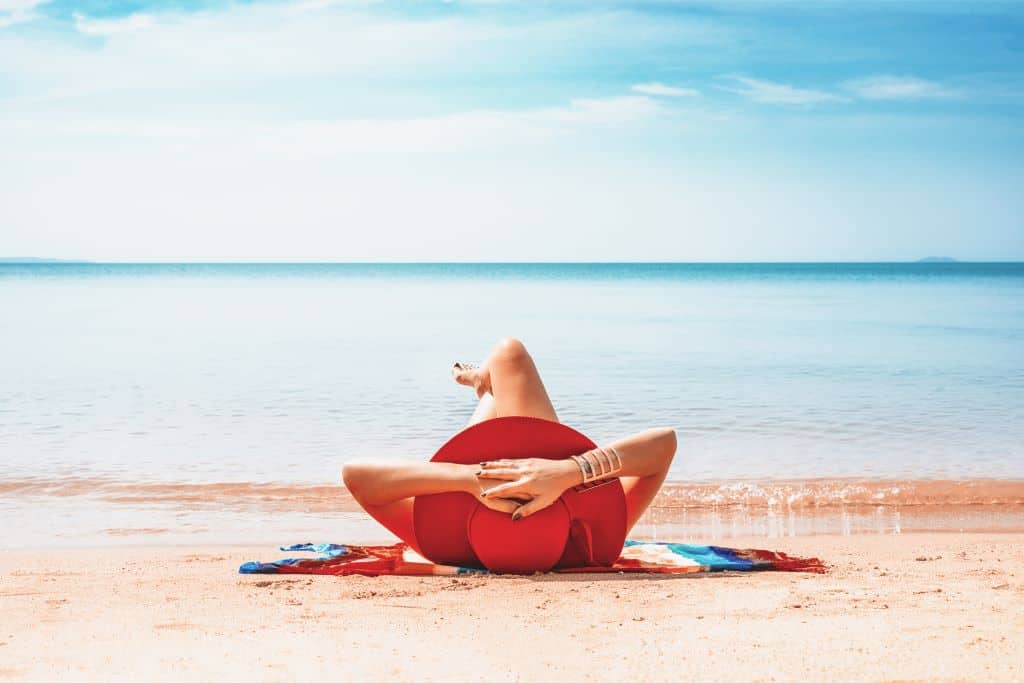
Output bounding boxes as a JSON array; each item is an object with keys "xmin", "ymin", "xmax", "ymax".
[{"xmin": 1, "ymin": 0, "xmax": 1022, "ymax": 262}]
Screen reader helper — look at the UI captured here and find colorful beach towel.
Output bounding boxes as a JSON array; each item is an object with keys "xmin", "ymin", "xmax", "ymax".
[{"xmin": 239, "ymin": 541, "xmax": 826, "ymax": 576}]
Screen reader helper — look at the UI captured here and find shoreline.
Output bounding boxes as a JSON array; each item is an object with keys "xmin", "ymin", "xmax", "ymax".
[
  {"xmin": 2, "ymin": 475, "xmax": 1022, "ymax": 550},
  {"xmin": 3, "ymin": 533, "xmax": 1022, "ymax": 681},
  {"xmin": 4, "ymin": 474, "xmax": 1022, "ymax": 508}
]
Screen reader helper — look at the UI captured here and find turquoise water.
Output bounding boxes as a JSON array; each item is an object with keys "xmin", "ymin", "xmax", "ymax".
[{"xmin": 1, "ymin": 262, "xmax": 1022, "ymax": 486}]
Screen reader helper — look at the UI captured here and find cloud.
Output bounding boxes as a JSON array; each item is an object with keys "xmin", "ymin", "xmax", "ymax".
[
  {"xmin": 1, "ymin": 0, "xmax": 734, "ymax": 110},
  {"xmin": 631, "ymin": 82, "xmax": 699, "ymax": 97},
  {"xmin": 0, "ymin": 0, "xmax": 47, "ymax": 28},
  {"xmin": 552, "ymin": 95, "xmax": 662, "ymax": 122},
  {"xmin": 73, "ymin": 12, "xmax": 155, "ymax": 36},
  {"xmin": 719, "ymin": 75, "xmax": 847, "ymax": 105},
  {"xmin": 284, "ymin": 94, "xmax": 665, "ymax": 149},
  {"xmin": 0, "ymin": 94, "xmax": 666, "ymax": 153},
  {"xmin": 0, "ymin": 93, "xmax": 697, "ymax": 263},
  {"xmin": 720, "ymin": 74, "xmax": 957, "ymax": 105},
  {"xmin": 843, "ymin": 75, "xmax": 956, "ymax": 100}
]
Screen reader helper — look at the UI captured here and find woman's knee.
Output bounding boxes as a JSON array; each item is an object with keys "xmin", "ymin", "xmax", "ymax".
[{"xmin": 491, "ymin": 337, "xmax": 531, "ymax": 367}]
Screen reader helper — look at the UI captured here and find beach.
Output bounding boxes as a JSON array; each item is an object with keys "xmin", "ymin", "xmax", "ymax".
[
  {"xmin": 2, "ymin": 263, "xmax": 1022, "ymax": 680},
  {"xmin": 2, "ymin": 533, "xmax": 1022, "ymax": 681}
]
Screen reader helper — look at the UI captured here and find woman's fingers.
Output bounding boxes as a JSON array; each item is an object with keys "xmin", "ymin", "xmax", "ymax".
[
  {"xmin": 512, "ymin": 490, "xmax": 563, "ymax": 521},
  {"xmin": 480, "ymin": 497, "xmax": 519, "ymax": 514},
  {"xmin": 480, "ymin": 459, "xmax": 518, "ymax": 470},
  {"xmin": 475, "ymin": 467, "xmax": 518, "ymax": 480},
  {"xmin": 512, "ymin": 498, "xmax": 544, "ymax": 521},
  {"xmin": 480, "ymin": 481, "xmax": 527, "ymax": 499}
]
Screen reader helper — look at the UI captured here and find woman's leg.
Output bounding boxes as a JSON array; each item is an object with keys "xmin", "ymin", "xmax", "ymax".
[
  {"xmin": 466, "ymin": 392, "xmax": 497, "ymax": 426},
  {"xmin": 457, "ymin": 337, "xmax": 558, "ymax": 425},
  {"xmin": 457, "ymin": 340, "xmax": 677, "ymax": 533},
  {"xmin": 344, "ymin": 337, "xmax": 558, "ymax": 550},
  {"xmin": 463, "ymin": 342, "xmax": 678, "ymax": 534}
]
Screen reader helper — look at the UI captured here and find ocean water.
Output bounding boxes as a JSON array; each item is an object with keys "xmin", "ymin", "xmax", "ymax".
[{"xmin": 1, "ymin": 263, "xmax": 1022, "ymax": 545}]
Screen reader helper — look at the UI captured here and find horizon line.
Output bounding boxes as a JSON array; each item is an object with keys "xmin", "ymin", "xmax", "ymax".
[{"xmin": 2, "ymin": 259, "xmax": 1024, "ymax": 265}]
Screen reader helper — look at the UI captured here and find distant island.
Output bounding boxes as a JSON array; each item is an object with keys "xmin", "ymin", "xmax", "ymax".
[{"xmin": 916, "ymin": 257, "xmax": 959, "ymax": 263}]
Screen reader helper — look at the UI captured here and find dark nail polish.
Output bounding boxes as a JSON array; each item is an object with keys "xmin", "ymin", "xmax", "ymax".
[
  {"xmin": 480, "ymin": 491, "xmax": 487, "ymax": 497},
  {"xmin": 475, "ymin": 470, "xmax": 482, "ymax": 476},
  {"xmin": 512, "ymin": 512, "xmax": 521, "ymax": 522}
]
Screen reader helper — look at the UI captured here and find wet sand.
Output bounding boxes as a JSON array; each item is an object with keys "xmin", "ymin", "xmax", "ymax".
[{"xmin": 2, "ymin": 533, "xmax": 1022, "ymax": 681}]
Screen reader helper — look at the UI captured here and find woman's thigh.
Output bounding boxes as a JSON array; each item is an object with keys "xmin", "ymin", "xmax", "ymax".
[
  {"xmin": 620, "ymin": 471, "xmax": 669, "ymax": 534},
  {"xmin": 487, "ymin": 339, "xmax": 559, "ymax": 422}
]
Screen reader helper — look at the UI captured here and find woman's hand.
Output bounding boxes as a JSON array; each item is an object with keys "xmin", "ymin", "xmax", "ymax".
[
  {"xmin": 475, "ymin": 490, "xmax": 520, "ymax": 515},
  {"xmin": 475, "ymin": 458, "xmax": 581, "ymax": 521}
]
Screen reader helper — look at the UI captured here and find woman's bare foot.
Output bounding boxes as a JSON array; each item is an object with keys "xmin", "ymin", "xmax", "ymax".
[{"xmin": 452, "ymin": 362, "xmax": 491, "ymax": 399}]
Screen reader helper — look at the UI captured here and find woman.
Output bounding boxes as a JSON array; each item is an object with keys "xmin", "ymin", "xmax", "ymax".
[{"xmin": 342, "ymin": 337, "xmax": 678, "ymax": 561}]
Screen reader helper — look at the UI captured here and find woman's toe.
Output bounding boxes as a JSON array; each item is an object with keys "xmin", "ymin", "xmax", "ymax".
[{"xmin": 451, "ymin": 362, "xmax": 477, "ymax": 387}]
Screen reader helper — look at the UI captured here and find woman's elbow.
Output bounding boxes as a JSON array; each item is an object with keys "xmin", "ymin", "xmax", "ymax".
[{"xmin": 342, "ymin": 460, "xmax": 375, "ymax": 500}]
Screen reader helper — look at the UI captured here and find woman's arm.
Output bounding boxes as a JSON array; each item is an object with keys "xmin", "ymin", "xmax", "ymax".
[
  {"xmin": 343, "ymin": 426, "xmax": 677, "ymax": 519},
  {"xmin": 477, "ymin": 426, "xmax": 677, "ymax": 520},
  {"xmin": 342, "ymin": 460, "xmax": 480, "ymax": 507},
  {"xmin": 342, "ymin": 460, "xmax": 524, "ymax": 514}
]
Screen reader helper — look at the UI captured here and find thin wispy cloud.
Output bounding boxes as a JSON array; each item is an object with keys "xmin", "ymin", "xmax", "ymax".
[
  {"xmin": 2, "ymin": 94, "xmax": 667, "ymax": 150},
  {"xmin": 2, "ymin": 3, "xmax": 720, "ymax": 109},
  {"xmin": 843, "ymin": 75, "xmax": 956, "ymax": 100},
  {"xmin": 718, "ymin": 75, "xmax": 846, "ymax": 105},
  {"xmin": 0, "ymin": 0, "xmax": 47, "ymax": 28},
  {"xmin": 74, "ymin": 12, "xmax": 155, "ymax": 36},
  {"xmin": 631, "ymin": 82, "xmax": 699, "ymax": 97}
]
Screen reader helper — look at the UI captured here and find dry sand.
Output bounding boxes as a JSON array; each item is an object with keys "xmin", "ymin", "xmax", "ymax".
[{"xmin": 2, "ymin": 533, "xmax": 1022, "ymax": 682}]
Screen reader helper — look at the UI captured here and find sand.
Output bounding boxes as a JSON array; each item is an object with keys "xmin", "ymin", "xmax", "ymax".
[{"xmin": 2, "ymin": 533, "xmax": 1022, "ymax": 682}]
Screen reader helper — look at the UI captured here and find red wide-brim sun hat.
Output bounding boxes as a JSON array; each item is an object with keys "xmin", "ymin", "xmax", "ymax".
[{"xmin": 413, "ymin": 416, "xmax": 627, "ymax": 574}]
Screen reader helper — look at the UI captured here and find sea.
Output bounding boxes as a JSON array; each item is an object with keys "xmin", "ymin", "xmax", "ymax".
[{"xmin": 1, "ymin": 262, "xmax": 1022, "ymax": 547}]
